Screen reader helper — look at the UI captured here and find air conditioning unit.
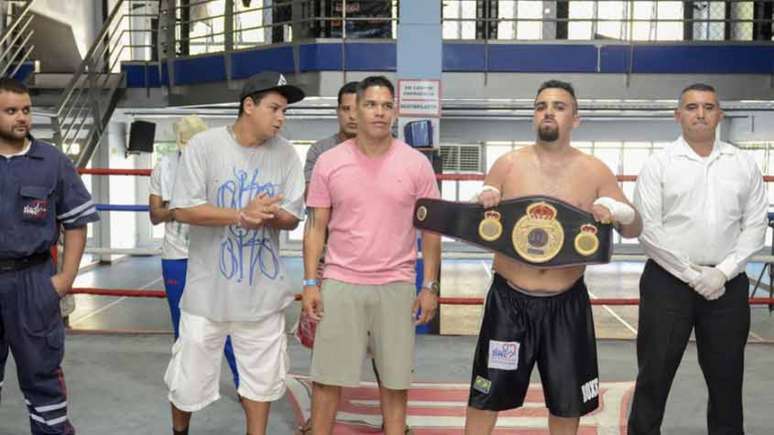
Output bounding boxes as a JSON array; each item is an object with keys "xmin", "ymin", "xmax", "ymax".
[{"xmin": 440, "ymin": 143, "xmax": 483, "ymax": 173}]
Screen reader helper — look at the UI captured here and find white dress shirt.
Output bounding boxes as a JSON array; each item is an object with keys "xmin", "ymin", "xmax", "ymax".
[{"xmin": 634, "ymin": 136, "xmax": 768, "ymax": 283}]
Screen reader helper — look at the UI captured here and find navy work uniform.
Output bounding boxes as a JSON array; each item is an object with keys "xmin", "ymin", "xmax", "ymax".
[{"xmin": 0, "ymin": 138, "xmax": 98, "ymax": 434}]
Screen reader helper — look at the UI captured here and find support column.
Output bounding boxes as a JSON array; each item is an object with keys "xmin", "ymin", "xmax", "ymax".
[
  {"xmin": 92, "ymin": 125, "xmax": 112, "ymax": 264},
  {"xmin": 397, "ymin": 1, "xmax": 443, "ymax": 334}
]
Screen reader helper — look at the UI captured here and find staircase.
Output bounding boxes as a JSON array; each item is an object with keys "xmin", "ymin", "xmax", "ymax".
[
  {"xmin": 0, "ymin": 0, "xmax": 37, "ymax": 80},
  {"xmin": 1, "ymin": 0, "xmax": 160, "ymax": 167}
]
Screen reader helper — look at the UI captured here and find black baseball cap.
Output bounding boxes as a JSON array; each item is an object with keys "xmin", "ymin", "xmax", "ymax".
[{"xmin": 239, "ymin": 71, "xmax": 305, "ymax": 104}]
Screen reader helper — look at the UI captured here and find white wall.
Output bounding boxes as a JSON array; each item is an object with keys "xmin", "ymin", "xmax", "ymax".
[
  {"xmin": 106, "ymin": 122, "xmax": 141, "ymax": 252},
  {"xmin": 31, "ymin": 0, "xmax": 102, "ymax": 58},
  {"xmin": 726, "ymin": 112, "xmax": 774, "ymax": 143}
]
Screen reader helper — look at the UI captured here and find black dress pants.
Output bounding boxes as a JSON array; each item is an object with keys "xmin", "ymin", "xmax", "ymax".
[{"xmin": 628, "ymin": 260, "xmax": 750, "ymax": 435}]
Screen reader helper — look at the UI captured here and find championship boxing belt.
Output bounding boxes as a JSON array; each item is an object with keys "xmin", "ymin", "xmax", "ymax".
[{"xmin": 414, "ymin": 195, "xmax": 613, "ymax": 268}]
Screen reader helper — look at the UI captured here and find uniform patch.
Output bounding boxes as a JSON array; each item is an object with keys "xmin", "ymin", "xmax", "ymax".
[
  {"xmin": 581, "ymin": 377, "xmax": 599, "ymax": 403},
  {"xmin": 473, "ymin": 376, "xmax": 492, "ymax": 394},
  {"xmin": 23, "ymin": 199, "xmax": 48, "ymax": 221},
  {"xmin": 488, "ymin": 340, "xmax": 520, "ymax": 370}
]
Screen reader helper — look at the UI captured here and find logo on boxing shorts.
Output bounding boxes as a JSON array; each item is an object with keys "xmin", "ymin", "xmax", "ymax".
[
  {"xmin": 473, "ymin": 376, "xmax": 492, "ymax": 394},
  {"xmin": 488, "ymin": 340, "xmax": 520, "ymax": 370},
  {"xmin": 23, "ymin": 199, "xmax": 48, "ymax": 221},
  {"xmin": 581, "ymin": 377, "xmax": 599, "ymax": 403}
]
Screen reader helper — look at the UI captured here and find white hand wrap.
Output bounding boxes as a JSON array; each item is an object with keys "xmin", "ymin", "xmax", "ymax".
[
  {"xmin": 480, "ymin": 185, "xmax": 500, "ymax": 195},
  {"xmin": 471, "ymin": 185, "xmax": 501, "ymax": 202},
  {"xmin": 592, "ymin": 197, "xmax": 636, "ymax": 225}
]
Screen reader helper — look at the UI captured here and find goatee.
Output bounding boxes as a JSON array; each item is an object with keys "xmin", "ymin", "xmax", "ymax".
[{"xmin": 538, "ymin": 126, "xmax": 559, "ymax": 142}]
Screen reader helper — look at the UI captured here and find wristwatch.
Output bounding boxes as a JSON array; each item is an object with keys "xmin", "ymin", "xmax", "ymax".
[
  {"xmin": 303, "ymin": 278, "xmax": 320, "ymax": 287},
  {"xmin": 422, "ymin": 281, "xmax": 440, "ymax": 296}
]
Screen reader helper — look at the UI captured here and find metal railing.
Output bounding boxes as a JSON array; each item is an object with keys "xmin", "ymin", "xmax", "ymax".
[
  {"xmin": 163, "ymin": 0, "xmax": 398, "ymax": 56},
  {"xmin": 44, "ymin": 0, "xmax": 774, "ymax": 165},
  {"xmin": 442, "ymin": 0, "xmax": 774, "ymax": 42},
  {"xmin": 147, "ymin": 0, "xmax": 774, "ymax": 52},
  {"xmin": 66, "ymin": 0, "xmax": 774, "ymax": 92},
  {"xmin": 0, "ymin": 0, "xmax": 37, "ymax": 77}
]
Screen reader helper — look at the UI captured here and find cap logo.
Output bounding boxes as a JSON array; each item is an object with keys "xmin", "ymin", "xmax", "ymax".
[{"xmin": 277, "ymin": 74, "xmax": 287, "ymax": 86}]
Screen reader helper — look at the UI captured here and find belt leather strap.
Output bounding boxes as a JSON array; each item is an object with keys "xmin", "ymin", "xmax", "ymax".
[
  {"xmin": 413, "ymin": 195, "xmax": 613, "ymax": 268},
  {"xmin": 0, "ymin": 251, "xmax": 51, "ymax": 273}
]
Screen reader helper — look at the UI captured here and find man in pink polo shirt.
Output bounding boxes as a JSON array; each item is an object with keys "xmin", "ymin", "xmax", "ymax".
[{"xmin": 303, "ymin": 76, "xmax": 441, "ymax": 435}]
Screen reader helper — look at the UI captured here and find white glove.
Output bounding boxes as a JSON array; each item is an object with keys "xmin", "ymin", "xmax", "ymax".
[
  {"xmin": 473, "ymin": 185, "xmax": 502, "ymax": 208},
  {"xmin": 705, "ymin": 285, "xmax": 726, "ymax": 301},
  {"xmin": 690, "ymin": 266, "xmax": 727, "ymax": 300},
  {"xmin": 592, "ymin": 197, "xmax": 636, "ymax": 225}
]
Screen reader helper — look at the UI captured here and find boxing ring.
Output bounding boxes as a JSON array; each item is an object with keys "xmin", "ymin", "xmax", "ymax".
[
  {"xmin": 67, "ymin": 168, "xmax": 774, "ymax": 332},
  {"xmin": 0, "ymin": 167, "xmax": 767, "ymax": 435}
]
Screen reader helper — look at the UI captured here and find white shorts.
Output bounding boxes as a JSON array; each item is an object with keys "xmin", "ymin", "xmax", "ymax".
[{"xmin": 164, "ymin": 309, "xmax": 288, "ymax": 412}]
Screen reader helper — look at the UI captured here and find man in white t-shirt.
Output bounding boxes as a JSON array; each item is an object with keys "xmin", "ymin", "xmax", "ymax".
[
  {"xmin": 164, "ymin": 71, "xmax": 306, "ymax": 435},
  {"xmin": 149, "ymin": 115, "xmax": 240, "ymax": 389}
]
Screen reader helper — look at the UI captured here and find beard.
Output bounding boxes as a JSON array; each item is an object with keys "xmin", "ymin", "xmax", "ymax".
[
  {"xmin": 0, "ymin": 125, "xmax": 28, "ymax": 143},
  {"xmin": 537, "ymin": 124, "xmax": 559, "ymax": 142}
]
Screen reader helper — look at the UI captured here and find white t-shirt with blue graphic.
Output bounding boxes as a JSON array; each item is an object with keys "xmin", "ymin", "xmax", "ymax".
[{"xmin": 171, "ymin": 126, "xmax": 305, "ymax": 322}]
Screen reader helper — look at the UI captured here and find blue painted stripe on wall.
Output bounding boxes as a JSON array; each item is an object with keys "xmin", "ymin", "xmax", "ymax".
[
  {"xmin": 599, "ymin": 45, "xmax": 630, "ymax": 73},
  {"xmin": 629, "ymin": 45, "xmax": 774, "ymax": 74},
  {"xmin": 123, "ymin": 64, "xmax": 144, "ymax": 87},
  {"xmin": 230, "ymin": 46, "xmax": 296, "ymax": 78},
  {"xmin": 173, "ymin": 55, "xmax": 226, "ymax": 85},
  {"xmin": 299, "ymin": 43, "xmax": 342, "ymax": 71},
  {"xmin": 344, "ymin": 42, "xmax": 396, "ymax": 71},
  {"xmin": 443, "ymin": 43, "xmax": 486, "ymax": 71},
  {"xmin": 487, "ymin": 44, "xmax": 598, "ymax": 72},
  {"xmin": 120, "ymin": 43, "xmax": 774, "ymax": 88},
  {"xmin": 123, "ymin": 63, "xmax": 164, "ymax": 87},
  {"xmin": 11, "ymin": 62, "xmax": 35, "ymax": 82}
]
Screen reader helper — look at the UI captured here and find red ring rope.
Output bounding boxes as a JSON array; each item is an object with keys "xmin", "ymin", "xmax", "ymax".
[
  {"xmin": 77, "ymin": 168, "xmax": 774, "ymax": 183},
  {"xmin": 68, "ymin": 288, "xmax": 774, "ymax": 306}
]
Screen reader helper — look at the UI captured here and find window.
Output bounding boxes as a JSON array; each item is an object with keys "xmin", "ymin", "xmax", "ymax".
[
  {"xmin": 568, "ymin": 0, "xmax": 683, "ymax": 41},
  {"xmin": 443, "ymin": 0, "xmax": 477, "ymax": 39}
]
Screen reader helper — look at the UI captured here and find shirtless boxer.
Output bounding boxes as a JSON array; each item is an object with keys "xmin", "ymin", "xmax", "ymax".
[{"xmin": 464, "ymin": 80, "xmax": 643, "ymax": 435}]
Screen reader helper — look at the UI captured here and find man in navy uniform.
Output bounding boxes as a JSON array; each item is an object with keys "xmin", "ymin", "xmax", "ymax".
[{"xmin": 0, "ymin": 77, "xmax": 99, "ymax": 434}]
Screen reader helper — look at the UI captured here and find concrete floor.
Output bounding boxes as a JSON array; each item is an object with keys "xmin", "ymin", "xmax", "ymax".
[
  {"xmin": 1, "ymin": 256, "xmax": 773, "ymax": 434},
  {"xmin": 1, "ymin": 335, "xmax": 772, "ymax": 434}
]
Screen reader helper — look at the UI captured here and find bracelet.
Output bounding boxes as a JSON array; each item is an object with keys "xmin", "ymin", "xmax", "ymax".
[
  {"xmin": 422, "ymin": 281, "xmax": 440, "ymax": 296},
  {"xmin": 303, "ymin": 278, "xmax": 320, "ymax": 287}
]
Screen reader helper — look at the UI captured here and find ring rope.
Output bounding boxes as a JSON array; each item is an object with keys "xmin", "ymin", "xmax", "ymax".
[
  {"xmin": 67, "ymin": 287, "xmax": 774, "ymax": 306},
  {"xmin": 74, "ymin": 168, "xmax": 774, "ymax": 183}
]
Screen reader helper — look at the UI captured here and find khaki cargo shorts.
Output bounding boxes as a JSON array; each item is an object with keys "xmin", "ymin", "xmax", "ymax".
[{"xmin": 311, "ymin": 279, "xmax": 416, "ymax": 389}]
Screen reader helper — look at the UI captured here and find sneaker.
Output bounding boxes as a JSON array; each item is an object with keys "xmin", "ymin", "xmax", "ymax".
[{"xmin": 380, "ymin": 423, "xmax": 414, "ymax": 434}]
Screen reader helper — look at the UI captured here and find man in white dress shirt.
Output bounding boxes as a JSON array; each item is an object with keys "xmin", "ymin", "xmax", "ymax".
[{"xmin": 629, "ymin": 83, "xmax": 768, "ymax": 435}]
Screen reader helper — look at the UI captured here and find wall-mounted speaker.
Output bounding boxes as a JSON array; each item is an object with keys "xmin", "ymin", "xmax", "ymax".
[{"xmin": 127, "ymin": 120, "xmax": 156, "ymax": 153}]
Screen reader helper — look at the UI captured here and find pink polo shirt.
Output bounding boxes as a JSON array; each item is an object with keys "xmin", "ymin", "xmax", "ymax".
[{"xmin": 307, "ymin": 139, "xmax": 440, "ymax": 285}]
